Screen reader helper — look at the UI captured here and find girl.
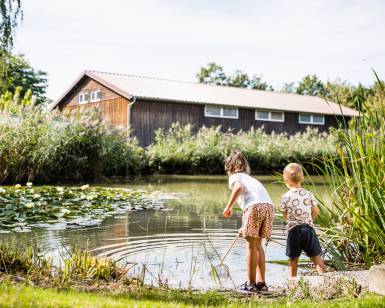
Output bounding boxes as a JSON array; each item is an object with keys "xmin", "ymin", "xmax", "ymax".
[{"xmin": 223, "ymin": 150, "xmax": 274, "ymax": 292}]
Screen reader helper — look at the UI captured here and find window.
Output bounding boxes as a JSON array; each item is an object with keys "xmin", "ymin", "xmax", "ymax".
[
  {"xmin": 204, "ymin": 105, "xmax": 238, "ymax": 119},
  {"xmin": 78, "ymin": 92, "xmax": 89, "ymax": 104},
  {"xmin": 90, "ymin": 90, "xmax": 101, "ymax": 102},
  {"xmin": 299, "ymin": 113, "xmax": 325, "ymax": 125},
  {"xmin": 255, "ymin": 110, "xmax": 284, "ymax": 122}
]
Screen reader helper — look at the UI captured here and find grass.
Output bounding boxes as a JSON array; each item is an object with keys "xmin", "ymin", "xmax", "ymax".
[
  {"xmin": 315, "ymin": 75, "xmax": 385, "ymax": 269},
  {"xmin": 0, "ymin": 283, "xmax": 384, "ymax": 308},
  {"xmin": 147, "ymin": 123, "xmax": 335, "ymax": 175}
]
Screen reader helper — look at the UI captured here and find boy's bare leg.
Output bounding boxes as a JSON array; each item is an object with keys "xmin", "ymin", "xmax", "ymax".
[
  {"xmin": 246, "ymin": 237, "xmax": 258, "ymax": 284},
  {"xmin": 288, "ymin": 258, "xmax": 299, "ymax": 277},
  {"xmin": 311, "ymin": 255, "xmax": 324, "ymax": 274},
  {"xmin": 255, "ymin": 238, "xmax": 265, "ymax": 283}
]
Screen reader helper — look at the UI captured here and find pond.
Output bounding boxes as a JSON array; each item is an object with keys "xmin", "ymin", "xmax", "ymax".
[{"xmin": 0, "ymin": 175, "xmax": 329, "ymax": 290}]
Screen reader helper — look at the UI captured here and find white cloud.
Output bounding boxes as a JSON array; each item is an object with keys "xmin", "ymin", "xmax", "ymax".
[{"xmin": 15, "ymin": 0, "xmax": 385, "ymax": 99}]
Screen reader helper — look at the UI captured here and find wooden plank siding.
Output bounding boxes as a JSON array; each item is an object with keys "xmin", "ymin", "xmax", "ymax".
[
  {"xmin": 63, "ymin": 98, "xmax": 129, "ymax": 128},
  {"xmin": 130, "ymin": 99, "xmax": 349, "ymax": 146},
  {"xmin": 63, "ymin": 77, "xmax": 120, "ymax": 107},
  {"xmin": 56, "ymin": 77, "xmax": 349, "ymax": 147}
]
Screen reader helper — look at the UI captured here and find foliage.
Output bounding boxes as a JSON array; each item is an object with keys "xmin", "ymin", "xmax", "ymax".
[
  {"xmin": 0, "ymin": 53, "xmax": 48, "ymax": 104},
  {"xmin": 0, "ymin": 184, "xmax": 164, "ymax": 230},
  {"xmin": 0, "ymin": 244, "xmax": 52, "ymax": 277},
  {"xmin": 0, "ymin": 87, "xmax": 33, "ymax": 113},
  {"xmin": 0, "ymin": 0, "xmax": 22, "ymax": 51},
  {"xmin": 315, "ymin": 78, "xmax": 385, "ymax": 269},
  {"xmin": 296, "ymin": 74, "xmax": 328, "ymax": 97},
  {"xmin": 197, "ymin": 62, "xmax": 273, "ymax": 90},
  {"xmin": 58, "ymin": 249, "xmax": 128, "ymax": 283},
  {"xmin": 147, "ymin": 123, "xmax": 335, "ymax": 175},
  {"xmin": 0, "ymin": 106, "xmax": 145, "ymax": 183}
]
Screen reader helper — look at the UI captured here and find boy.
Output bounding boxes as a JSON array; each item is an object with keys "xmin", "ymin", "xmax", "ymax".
[{"xmin": 280, "ymin": 163, "xmax": 324, "ymax": 277}]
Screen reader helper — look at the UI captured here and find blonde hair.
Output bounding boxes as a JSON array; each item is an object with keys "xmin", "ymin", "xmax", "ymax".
[
  {"xmin": 283, "ymin": 163, "xmax": 304, "ymax": 183},
  {"xmin": 225, "ymin": 150, "xmax": 250, "ymax": 175}
]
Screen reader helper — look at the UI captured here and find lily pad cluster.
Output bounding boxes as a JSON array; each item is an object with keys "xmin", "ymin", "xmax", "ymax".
[{"xmin": 0, "ymin": 184, "xmax": 166, "ymax": 232}]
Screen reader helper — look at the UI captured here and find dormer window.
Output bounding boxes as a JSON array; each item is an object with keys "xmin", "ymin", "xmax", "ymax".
[{"xmin": 90, "ymin": 90, "xmax": 101, "ymax": 102}]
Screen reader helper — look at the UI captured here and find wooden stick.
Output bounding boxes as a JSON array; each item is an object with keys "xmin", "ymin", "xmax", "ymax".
[{"xmin": 219, "ymin": 233, "xmax": 240, "ymax": 265}]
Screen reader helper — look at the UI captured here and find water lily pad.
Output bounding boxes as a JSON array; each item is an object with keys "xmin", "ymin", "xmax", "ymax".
[{"xmin": 0, "ymin": 185, "xmax": 168, "ymax": 231}]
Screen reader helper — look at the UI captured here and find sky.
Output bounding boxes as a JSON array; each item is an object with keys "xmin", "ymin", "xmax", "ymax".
[{"xmin": 14, "ymin": 0, "xmax": 385, "ymax": 100}]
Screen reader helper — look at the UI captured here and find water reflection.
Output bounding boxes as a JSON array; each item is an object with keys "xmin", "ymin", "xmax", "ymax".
[{"xmin": 0, "ymin": 176, "xmax": 329, "ymax": 289}]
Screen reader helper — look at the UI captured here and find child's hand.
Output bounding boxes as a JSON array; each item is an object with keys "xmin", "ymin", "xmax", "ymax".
[{"xmin": 223, "ymin": 206, "xmax": 233, "ymax": 218}]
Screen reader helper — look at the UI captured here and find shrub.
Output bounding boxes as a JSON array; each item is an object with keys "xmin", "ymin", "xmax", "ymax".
[
  {"xmin": 0, "ymin": 106, "xmax": 144, "ymax": 183},
  {"xmin": 147, "ymin": 123, "xmax": 335, "ymax": 174}
]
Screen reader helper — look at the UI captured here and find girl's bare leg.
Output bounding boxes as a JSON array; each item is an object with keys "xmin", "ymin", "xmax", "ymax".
[
  {"xmin": 246, "ymin": 237, "xmax": 258, "ymax": 284},
  {"xmin": 255, "ymin": 238, "xmax": 265, "ymax": 282},
  {"xmin": 288, "ymin": 258, "xmax": 299, "ymax": 277},
  {"xmin": 311, "ymin": 256, "xmax": 325, "ymax": 274}
]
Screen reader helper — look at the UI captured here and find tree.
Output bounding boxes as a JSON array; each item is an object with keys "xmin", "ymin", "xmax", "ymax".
[
  {"xmin": 281, "ymin": 82, "xmax": 296, "ymax": 93},
  {"xmin": 0, "ymin": 0, "xmax": 22, "ymax": 51},
  {"xmin": 0, "ymin": 53, "xmax": 47, "ymax": 104},
  {"xmin": 196, "ymin": 62, "xmax": 227, "ymax": 86},
  {"xmin": 296, "ymin": 75, "xmax": 328, "ymax": 97},
  {"xmin": 197, "ymin": 62, "xmax": 273, "ymax": 90}
]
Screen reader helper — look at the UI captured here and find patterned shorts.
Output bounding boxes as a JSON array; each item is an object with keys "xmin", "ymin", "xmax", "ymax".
[{"xmin": 240, "ymin": 203, "xmax": 274, "ymax": 239}]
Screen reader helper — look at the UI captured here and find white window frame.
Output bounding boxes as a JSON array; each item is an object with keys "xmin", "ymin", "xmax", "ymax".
[
  {"xmin": 298, "ymin": 113, "xmax": 325, "ymax": 125},
  {"xmin": 90, "ymin": 90, "xmax": 101, "ymax": 102},
  {"xmin": 78, "ymin": 92, "xmax": 88, "ymax": 104},
  {"xmin": 255, "ymin": 110, "xmax": 285, "ymax": 122},
  {"xmin": 204, "ymin": 105, "xmax": 239, "ymax": 119}
]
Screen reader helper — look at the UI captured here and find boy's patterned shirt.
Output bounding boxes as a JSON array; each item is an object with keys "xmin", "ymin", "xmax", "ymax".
[{"xmin": 280, "ymin": 188, "xmax": 317, "ymax": 232}]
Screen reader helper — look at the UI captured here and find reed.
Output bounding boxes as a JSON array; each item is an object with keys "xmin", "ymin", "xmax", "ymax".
[
  {"xmin": 58, "ymin": 249, "xmax": 128, "ymax": 284},
  {"xmin": 315, "ymin": 75, "xmax": 385, "ymax": 269}
]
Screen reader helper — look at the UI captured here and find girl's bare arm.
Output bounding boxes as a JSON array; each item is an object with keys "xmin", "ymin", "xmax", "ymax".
[{"xmin": 223, "ymin": 181, "xmax": 243, "ymax": 218}]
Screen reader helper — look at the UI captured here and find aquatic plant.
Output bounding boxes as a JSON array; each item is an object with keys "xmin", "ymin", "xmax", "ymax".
[
  {"xmin": 316, "ymin": 75, "xmax": 385, "ymax": 269},
  {"xmin": 0, "ymin": 244, "xmax": 53, "ymax": 281},
  {"xmin": 0, "ymin": 184, "xmax": 166, "ymax": 231},
  {"xmin": 58, "ymin": 249, "xmax": 129, "ymax": 284}
]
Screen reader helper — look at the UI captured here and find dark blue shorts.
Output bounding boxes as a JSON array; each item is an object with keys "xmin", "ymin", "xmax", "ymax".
[{"xmin": 286, "ymin": 224, "xmax": 322, "ymax": 259}]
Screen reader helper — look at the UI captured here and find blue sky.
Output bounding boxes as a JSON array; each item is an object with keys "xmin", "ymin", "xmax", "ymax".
[{"xmin": 14, "ymin": 0, "xmax": 385, "ymax": 100}]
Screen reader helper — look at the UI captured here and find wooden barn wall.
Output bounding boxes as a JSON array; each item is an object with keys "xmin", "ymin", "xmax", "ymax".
[
  {"xmin": 61, "ymin": 77, "xmax": 120, "ymax": 107},
  {"xmin": 62, "ymin": 98, "xmax": 129, "ymax": 128},
  {"xmin": 131, "ymin": 100, "xmax": 348, "ymax": 146}
]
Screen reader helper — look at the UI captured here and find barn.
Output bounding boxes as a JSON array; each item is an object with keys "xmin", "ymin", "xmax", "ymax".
[{"xmin": 52, "ymin": 70, "xmax": 359, "ymax": 146}]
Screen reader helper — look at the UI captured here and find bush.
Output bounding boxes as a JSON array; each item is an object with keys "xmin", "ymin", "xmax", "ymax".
[
  {"xmin": 0, "ymin": 107, "xmax": 144, "ymax": 183},
  {"xmin": 147, "ymin": 123, "xmax": 335, "ymax": 174}
]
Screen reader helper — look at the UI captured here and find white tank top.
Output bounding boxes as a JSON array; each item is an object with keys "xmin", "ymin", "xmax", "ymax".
[{"xmin": 228, "ymin": 173, "xmax": 273, "ymax": 211}]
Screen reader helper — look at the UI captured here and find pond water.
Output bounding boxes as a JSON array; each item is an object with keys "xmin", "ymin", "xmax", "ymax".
[{"xmin": 0, "ymin": 175, "xmax": 329, "ymax": 290}]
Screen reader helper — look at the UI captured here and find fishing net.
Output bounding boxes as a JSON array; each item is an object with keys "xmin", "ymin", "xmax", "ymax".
[{"xmin": 213, "ymin": 262, "xmax": 230, "ymax": 278}]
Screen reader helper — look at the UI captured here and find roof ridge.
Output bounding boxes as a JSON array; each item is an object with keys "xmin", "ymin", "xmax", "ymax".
[{"xmin": 86, "ymin": 69, "xmax": 335, "ymax": 103}]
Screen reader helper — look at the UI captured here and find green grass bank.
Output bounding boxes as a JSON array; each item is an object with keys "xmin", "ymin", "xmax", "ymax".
[{"xmin": 0, "ymin": 283, "xmax": 384, "ymax": 308}]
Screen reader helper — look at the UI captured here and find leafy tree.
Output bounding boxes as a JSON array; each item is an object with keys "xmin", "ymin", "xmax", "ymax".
[
  {"xmin": 0, "ymin": 53, "xmax": 47, "ymax": 104},
  {"xmin": 296, "ymin": 75, "xmax": 328, "ymax": 97},
  {"xmin": 197, "ymin": 62, "xmax": 273, "ymax": 90},
  {"xmin": 0, "ymin": 0, "xmax": 22, "ymax": 50},
  {"xmin": 281, "ymin": 82, "xmax": 296, "ymax": 93},
  {"xmin": 196, "ymin": 62, "xmax": 227, "ymax": 86}
]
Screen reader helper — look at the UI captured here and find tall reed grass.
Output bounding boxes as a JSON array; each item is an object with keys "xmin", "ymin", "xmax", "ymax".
[
  {"xmin": 0, "ymin": 107, "xmax": 144, "ymax": 183},
  {"xmin": 147, "ymin": 123, "xmax": 335, "ymax": 174},
  {"xmin": 316, "ymin": 76, "xmax": 385, "ymax": 269}
]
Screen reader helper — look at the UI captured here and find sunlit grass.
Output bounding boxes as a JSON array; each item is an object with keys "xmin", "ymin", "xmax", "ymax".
[{"xmin": 315, "ymin": 74, "xmax": 385, "ymax": 269}]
